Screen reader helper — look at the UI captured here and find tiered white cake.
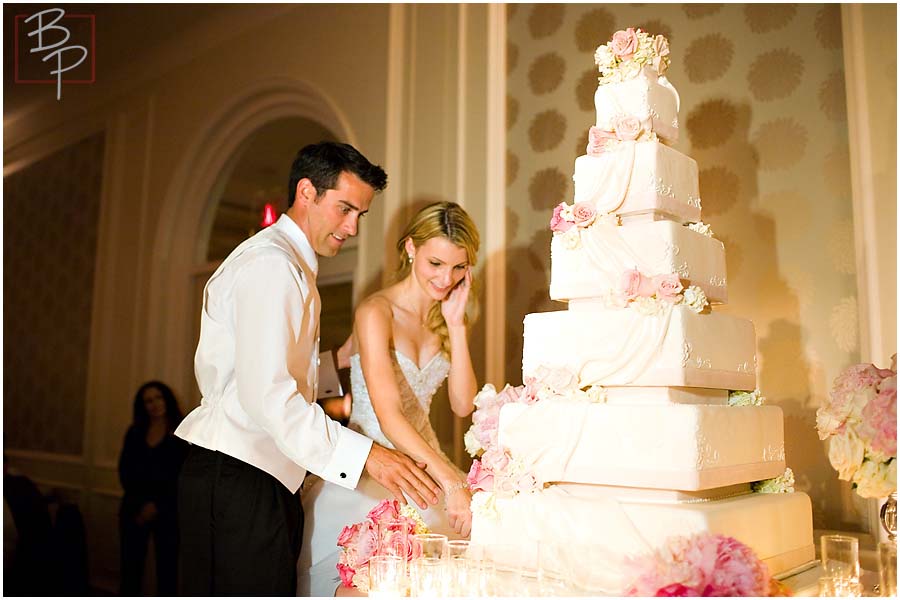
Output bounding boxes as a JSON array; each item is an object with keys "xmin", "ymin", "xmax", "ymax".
[{"xmin": 468, "ymin": 29, "xmax": 813, "ymax": 593}]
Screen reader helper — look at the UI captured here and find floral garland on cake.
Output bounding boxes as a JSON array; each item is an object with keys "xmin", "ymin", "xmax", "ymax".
[
  {"xmin": 623, "ymin": 532, "xmax": 789, "ymax": 597},
  {"xmin": 595, "ymin": 28, "xmax": 670, "ymax": 85},
  {"xmin": 335, "ymin": 499, "xmax": 428, "ymax": 592},
  {"xmin": 815, "ymin": 356, "xmax": 897, "ymax": 499},
  {"xmin": 464, "ymin": 374, "xmax": 608, "ymax": 506}
]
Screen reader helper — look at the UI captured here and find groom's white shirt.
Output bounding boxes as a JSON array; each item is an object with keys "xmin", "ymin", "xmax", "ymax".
[{"xmin": 176, "ymin": 214, "xmax": 372, "ymax": 493}]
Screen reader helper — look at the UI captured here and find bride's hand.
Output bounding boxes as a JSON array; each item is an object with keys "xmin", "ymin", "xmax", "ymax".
[
  {"xmin": 445, "ymin": 483, "xmax": 472, "ymax": 537},
  {"xmin": 441, "ymin": 269, "xmax": 471, "ymax": 327}
]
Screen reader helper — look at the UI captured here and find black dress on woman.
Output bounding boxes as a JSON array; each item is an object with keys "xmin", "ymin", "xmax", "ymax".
[{"xmin": 118, "ymin": 424, "xmax": 188, "ymax": 595}]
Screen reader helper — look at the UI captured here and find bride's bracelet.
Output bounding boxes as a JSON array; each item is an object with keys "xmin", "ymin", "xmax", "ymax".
[{"xmin": 444, "ymin": 481, "xmax": 469, "ymax": 496}]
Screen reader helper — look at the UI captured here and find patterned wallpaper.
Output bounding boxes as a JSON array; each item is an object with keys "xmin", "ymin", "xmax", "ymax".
[
  {"xmin": 4, "ymin": 133, "xmax": 105, "ymax": 455},
  {"xmin": 505, "ymin": 4, "xmax": 861, "ymax": 530}
]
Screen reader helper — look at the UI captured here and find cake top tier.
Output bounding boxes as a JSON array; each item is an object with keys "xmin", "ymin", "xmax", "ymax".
[{"xmin": 594, "ymin": 28, "xmax": 671, "ymax": 85}]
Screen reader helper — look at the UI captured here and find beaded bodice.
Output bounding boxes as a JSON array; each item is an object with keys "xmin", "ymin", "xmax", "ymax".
[{"xmin": 347, "ymin": 351, "xmax": 451, "ymax": 453}]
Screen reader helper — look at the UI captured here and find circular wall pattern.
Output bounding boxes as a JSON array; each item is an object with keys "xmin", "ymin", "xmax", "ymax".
[
  {"xmin": 508, "ymin": 42, "xmax": 519, "ymax": 75},
  {"xmin": 685, "ymin": 98, "xmax": 737, "ymax": 149},
  {"xmin": 818, "ymin": 71, "xmax": 847, "ymax": 121},
  {"xmin": 823, "ymin": 146, "xmax": 851, "ymax": 199},
  {"xmin": 528, "ymin": 167, "xmax": 568, "ymax": 209},
  {"xmin": 815, "ymin": 5, "xmax": 843, "ymax": 50},
  {"xmin": 528, "ymin": 4, "xmax": 565, "ymax": 40},
  {"xmin": 528, "ymin": 109, "xmax": 567, "ymax": 152},
  {"xmin": 636, "ymin": 19, "xmax": 673, "ymax": 43},
  {"xmin": 752, "ymin": 118, "xmax": 808, "ymax": 171},
  {"xmin": 576, "ymin": 68, "xmax": 597, "ymax": 112},
  {"xmin": 507, "ymin": 95, "xmax": 520, "ymax": 130},
  {"xmin": 827, "ymin": 219, "xmax": 856, "ymax": 275},
  {"xmin": 528, "ymin": 52, "xmax": 566, "ymax": 95},
  {"xmin": 699, "ymin": 166, "xmax": 740, "ymax": 215},
  {"xmin": 574, "ymin": 128, "xmax": 589, "ymax": 158},
  {"xmin": 748, "ymin": 49, "xmax": 804, "ymax": 101},
  {"xmin": 682, "ymin": 4, "xmax": 723, "ymax": 19},
  {"xmin": 744, "ymin": 4, "xmax": 797, "ymax": 33},
  {"xmin": 574, "ymin": 8, "xmax": 616, "ymax": 52},
  {"xmin": 829, "ymin": 296, "xmax": 859, "ymax": 352},
  {"xmin": 684, "ymin": 33, "xmax": 734, "ymax": 83},
  {"xmin": 506, "ymin": 150, "xmax": 519, "ymax": 188}
]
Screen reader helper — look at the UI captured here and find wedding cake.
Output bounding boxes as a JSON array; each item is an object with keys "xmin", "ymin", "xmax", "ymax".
[{"xmin": 466, "ymin": 28, "xmax": 814, "ymax": 593}]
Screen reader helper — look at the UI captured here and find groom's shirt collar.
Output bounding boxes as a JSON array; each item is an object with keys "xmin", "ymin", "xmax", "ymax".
[{"xmin": 274, "ymin": 213, "xmax": 318, "ymax": 275}]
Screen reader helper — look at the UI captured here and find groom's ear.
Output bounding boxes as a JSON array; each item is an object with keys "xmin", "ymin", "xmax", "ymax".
[{"xmin": 295, "ymin": 178, "xmax": 317, "ymax": 207}]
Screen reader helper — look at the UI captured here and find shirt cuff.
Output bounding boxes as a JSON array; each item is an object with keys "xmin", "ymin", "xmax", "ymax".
[{"xmin": 318, "ymin": 426, "xmax": 373, "ymax": 490}]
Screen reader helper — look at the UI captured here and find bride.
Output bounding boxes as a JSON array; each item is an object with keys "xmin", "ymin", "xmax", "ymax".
[{"xmin": 297, "ymin": 201, "xmax": 480, "ymax": 596}]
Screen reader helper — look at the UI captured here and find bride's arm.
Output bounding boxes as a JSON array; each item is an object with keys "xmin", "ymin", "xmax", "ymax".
[
  {"xmin": 442, "ymin": 269, "xmax": 477, "ymax": 417},
  {"xmin": 355, "ymin": 299, "xmax": 472, "ymax": 536}
]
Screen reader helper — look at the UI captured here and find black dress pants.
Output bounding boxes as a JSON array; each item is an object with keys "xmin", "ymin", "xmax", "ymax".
[{"xmin": 177, "ymin": 446, "xmax": 302, "ymax": 596}]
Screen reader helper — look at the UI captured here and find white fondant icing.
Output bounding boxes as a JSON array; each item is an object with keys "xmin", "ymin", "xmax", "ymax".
[
  {"xmin": 550, "ymin": 219, "xmax": 728, "ymax": 304},
  {"xmin": 522, "ymin": 305, "xmax": 757, "ymax": 390}
]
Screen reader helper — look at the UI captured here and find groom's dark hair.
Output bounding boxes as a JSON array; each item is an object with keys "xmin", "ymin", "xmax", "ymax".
[{"xmin": 287, "ymin": 141, "xmax": 387, "ymax": 207}]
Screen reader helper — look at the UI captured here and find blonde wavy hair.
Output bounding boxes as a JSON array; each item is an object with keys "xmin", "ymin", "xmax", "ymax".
[{"xmin": 395, "ymin": 202, "xmax": 480, "ymax": 357}]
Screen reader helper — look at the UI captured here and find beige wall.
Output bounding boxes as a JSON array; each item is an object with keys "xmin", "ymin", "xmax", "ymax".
[{"xmin": 505, "ymin": 2, "xmax": 894, "ymax": 537}]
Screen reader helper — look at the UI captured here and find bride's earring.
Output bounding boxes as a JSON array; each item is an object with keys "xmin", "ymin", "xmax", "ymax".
[{"xmin": 408, "ymin": 253, "xmax": 414, "ymax": 264}]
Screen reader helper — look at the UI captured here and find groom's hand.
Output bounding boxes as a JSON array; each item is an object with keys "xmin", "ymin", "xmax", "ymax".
[{"xmin": 364, "ymin": 444, "xmax": 441, "ymax": 509}]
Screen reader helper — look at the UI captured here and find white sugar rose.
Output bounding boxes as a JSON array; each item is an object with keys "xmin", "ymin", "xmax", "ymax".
[
  {"xmin": 632, "ymin": 295, "xmax": 667, "ymax": 316},
  {"xmin": 464, "ymin": 428, "xmax": 483, "ymax": 457},
  {"xmin": 594, "ymin": 45, "xmax": 615, "ymax": 70},
  {"xmin": 729, "ymin": 389, "xmax": 764, "ymax": 407},
  {"xmin": 828, "ymin": 430, "xmax": 866, "ymax": 481},
  {"xmin": 687, "ymin": 222, "xmax": 713, "ymax": 237},
  {"xmin": 533, "ymin": 365, "xmax": 578, "ymax": 393},
  {"xmin": 852, "ymin": 459, "xmax": 897, "ymax": 499},
  {"xmin": 472, "ymin": 383, "xmax": 497, "ymax": 409},
  {"xmin": 613, "ymin": 114, "xmax": 643, "ymax": 141},
  {"xmin": 681, "ymin": 286, "xmax": 708, "ymax": 313}
]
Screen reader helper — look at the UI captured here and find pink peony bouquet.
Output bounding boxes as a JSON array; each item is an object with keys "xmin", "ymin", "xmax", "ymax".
[
  {"xmin": 624, "ymin": 533, "xmax": 783, "ymax": 597},
  {"xmin": 816, "ymin": 355, "xmax": 897, "ymax": 499},
  {"xmin": 335, "ymin": 499, "xmax": 428, "ymax": 592}
]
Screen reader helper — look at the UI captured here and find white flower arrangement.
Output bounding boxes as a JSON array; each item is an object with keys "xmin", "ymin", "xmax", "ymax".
[
  {"xmin": 594, "ymin": 28, "xmax": 671, "ymax": 85},
  {"xmin": 679, "ymin": 285, "xmax": 708, "ymax": 314},
  {"xmin": 728, "ymin": 389, "xmax": 765, "ymax": 406},
  {"xmin": 751, "ymin": 468, "xmax": 795, "ymax": 494}
]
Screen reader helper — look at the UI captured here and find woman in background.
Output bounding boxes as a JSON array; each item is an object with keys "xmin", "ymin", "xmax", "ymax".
[{"xmin": 118, "ymin": 381, "xmax": 188, "ymax": 596}]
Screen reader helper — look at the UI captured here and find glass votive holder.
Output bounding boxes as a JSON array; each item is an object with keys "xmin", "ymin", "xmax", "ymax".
[
  {"xmin": 409, "ymin": 556, "xmax": 445, "ymax": 597},
  {"xmin": 379, "ymin": 519, "xmax": 410, "ymax": 563},
  {"xmin": 878, "ymin": 541, "xmax": 897, "ymax": 597},
  {"xmin": 818, "ymin": 576, "xmax": 863, "ymax": 597},
  {"xmin": 821, "ymin": 534, "xmax": 860, "ymax": 582},
  {"xmin": 413, "ymin": 533, "xmax": 448, "ymax": 560},
  {"xmin": 446, "ymin": 539, "xmax": 471, "ymax": 559},
  {"xmin": 368, "ymin": 555, "xmax": 406, "ymax": 598}
]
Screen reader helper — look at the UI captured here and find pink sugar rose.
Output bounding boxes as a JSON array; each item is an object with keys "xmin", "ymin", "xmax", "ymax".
[
  {"xmin": 495, "ymin": 383, "xmax": 526, "ymax": 406},
  {"xmin": 466, "ymin": 459, "xmax": 494, "ymax": 492},
  {"xmin": 337, "ymin": 562, "xmax": 356, "ymax": 588},
  {"xmin": 550, "ymin": 202, "xmax": 574, "ymax": 233},
  {"xmin": 366, "ymin": 499, "xmax": 399, "ymax": 523},
  {"xmin": 587, "ymin": 125, "xmax": 616, "ymax": 156},
  {"xmin": 610, "ymin": 28, "xmax": 639, "ymax": 60},
  {"xmin": 572, "ymin": 201, "xmax": 597, "ymax": 228},
  {"xmin": 621, "ymin": 268, "xmax": 657, "ymax": 300},
  {"xmin": 355, "ymin": 521, "xmax": 379, "ymax": 564},
  {"xmin": 481, "ymin": 446, "xmax": 510, "ymax": 473},
  {"xmin": 613, "ymin": 114, "xmax": 643, "ymax": 141},
  {"xmin": 653, "ymin": 274, "xmax": 684, "ymax": 302},
  {"xmin": 337, "ymin": 523, "xmax": 360, "ymax": 548}
]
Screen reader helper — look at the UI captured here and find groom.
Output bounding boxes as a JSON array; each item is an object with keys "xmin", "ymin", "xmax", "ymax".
[{"xmin": 175, "ymin": 141, "xmax": 442, "ymax": 596}]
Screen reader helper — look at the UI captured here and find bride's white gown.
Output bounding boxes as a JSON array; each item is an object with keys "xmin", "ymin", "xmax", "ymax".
[{"xmin": 297, "ymin": 351, "xmax": 465, "ymax": 596}]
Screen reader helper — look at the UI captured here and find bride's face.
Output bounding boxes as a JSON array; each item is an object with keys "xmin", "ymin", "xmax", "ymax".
[{"xmin": 407, "ymin": 236, "xmax": 469, "ymax": 301}]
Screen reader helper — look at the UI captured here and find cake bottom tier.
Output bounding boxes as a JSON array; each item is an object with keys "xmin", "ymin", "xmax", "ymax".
[{"xmin": 470, "ymin": 485, "xmax": 814, "ymax": 593}]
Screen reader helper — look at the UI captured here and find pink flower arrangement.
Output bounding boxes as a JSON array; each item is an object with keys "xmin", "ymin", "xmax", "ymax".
[
  {"xmin": 621, "ymin": 269, "xmax": 684, "ymax": 302},
  {"xmin": 335, "ymin": 499, "xmax": 428, "ymax": 592},
  {"xmin": 816, "ymin": 356, "xmax": 897, "ymax": 499},
  {"xmin": 550, "ymin": 202, "xmax": 574, "ymax": 233},
  {"xmin": 550, "ymin": 201, "xmax": 599, "ymax": 232},
  {"xmin": 609, "ymin": 27, "xmax": 639, "ymax": 60},
  {"xmin": 624, "ymin": 533, "xmax": 777, "ymax": 597}
]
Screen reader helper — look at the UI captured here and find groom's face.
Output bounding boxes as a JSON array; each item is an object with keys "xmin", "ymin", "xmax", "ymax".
[{"xmin": 299, "ymin": 171, "xmax": 374, "ymax": 257}]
